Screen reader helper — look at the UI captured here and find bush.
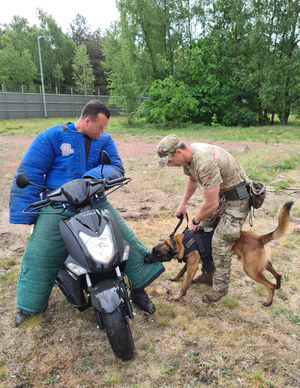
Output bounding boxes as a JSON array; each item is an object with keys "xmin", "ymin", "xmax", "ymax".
[
  {"xmin": 143, "ymin": 77, "xmax": 198, "ymax": 125},
  {"xmin": 221, "ymin": 106, "xmax": 257, "ymax": 127}
]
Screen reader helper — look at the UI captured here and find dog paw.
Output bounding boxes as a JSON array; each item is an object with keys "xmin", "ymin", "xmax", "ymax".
[
  {"xmin": 263, "ymin": 301, "xmax": 272, "ymax": 307},
  {"xmin": 169, "ymin": 295, "xmax": 181, "ymax": 301},
  {"xmin": 169, "ymin": 277, "xmax": 177, "ymax": 282}
]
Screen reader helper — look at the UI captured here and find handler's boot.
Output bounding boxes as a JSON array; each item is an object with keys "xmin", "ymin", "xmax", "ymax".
[
  {"xmin": 15, "ymin": 308, "xmax": 38, "ymax": 326},
  {"xmin": 202, "ymin": 288, "xmax": 228, "ymax": 303},
  {"xmin": 131, "ymin": 289, "xmax": 156, "ymax": 314},
  {"xmin": 192, "ymin": 272, "xmax": 213, "ymax": 285}
]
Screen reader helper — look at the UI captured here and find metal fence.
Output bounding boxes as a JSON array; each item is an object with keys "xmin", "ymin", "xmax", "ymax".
[{"xmin": 0, "ymin": 87, "xmax": 123, "ymax": 120}]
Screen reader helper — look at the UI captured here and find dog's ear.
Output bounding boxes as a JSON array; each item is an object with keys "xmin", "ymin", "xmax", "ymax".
[
  {"xmin": 164, "ymin": 239, "xmax": 179, "ymax": 256},
  {"xmin": 164, "ymin": 239, "xmax": 173, "ymax": 248},
  {"xmin": 173, "ymin": 234, "xmax": 184, "ymax": 246}
]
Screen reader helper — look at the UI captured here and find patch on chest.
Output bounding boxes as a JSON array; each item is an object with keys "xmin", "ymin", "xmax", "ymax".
[
  {"xmin": 60, "ymin": 143, "xmax": 74, "ymax": 156},
  {"xmin": 185, "ymin": 237, "xmax": 195, "ymax": 249}
]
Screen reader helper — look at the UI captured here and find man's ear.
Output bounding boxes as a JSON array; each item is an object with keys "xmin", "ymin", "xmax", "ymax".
[
  {"xmin": 176, "ymin": 149, "xmax": 185, "ymax": 160},
  {"xmin": 85, "ymin": 117, "xmax": 91, "ymax": 126}
]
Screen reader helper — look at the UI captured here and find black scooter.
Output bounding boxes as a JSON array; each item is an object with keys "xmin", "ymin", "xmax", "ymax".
[{"xmin": 16, "ymin": 151, "xmax": 135, "ymax": 360}]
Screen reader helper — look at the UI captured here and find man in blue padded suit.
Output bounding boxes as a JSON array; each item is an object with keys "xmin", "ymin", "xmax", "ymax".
[{"xmin": 9, "ymin": 100, "xmax": 164, "ymax": 325}]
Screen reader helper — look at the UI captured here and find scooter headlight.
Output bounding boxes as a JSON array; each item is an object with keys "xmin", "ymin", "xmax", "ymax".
[
  {"xmin": 79, "ymin": 225, "xmax": 115, "ymax": 264},
  {"xmin": 66, "ymin": 263, "xmax": 87, "ymax": 276}
]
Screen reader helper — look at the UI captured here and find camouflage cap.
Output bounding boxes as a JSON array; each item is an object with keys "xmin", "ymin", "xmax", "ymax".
[{"xmin": 157, "ymin": 134, "xmax": 183, "ymax": 158}]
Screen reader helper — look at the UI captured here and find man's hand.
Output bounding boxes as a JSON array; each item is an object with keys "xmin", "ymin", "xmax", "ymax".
[
  {"xmin": 176, "ymin": 204, "xmax": 187, "ymax": 219},
  {"xmin": 191, "ymin": 222, "xmax": 200, "ymax": 232}
]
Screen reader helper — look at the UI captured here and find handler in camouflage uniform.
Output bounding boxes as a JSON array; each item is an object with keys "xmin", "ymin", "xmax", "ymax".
[{"xmin": 157, "ymin": 134, "xmax": 250, "ymax": 303}]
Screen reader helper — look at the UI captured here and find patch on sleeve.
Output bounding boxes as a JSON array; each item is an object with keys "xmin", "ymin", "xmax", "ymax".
[{"xmin": 60, "ymin": 143, "xmax": 74, "ymax": 156}]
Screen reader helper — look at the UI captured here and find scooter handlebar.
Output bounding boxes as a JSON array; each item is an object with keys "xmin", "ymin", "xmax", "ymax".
[
  {"xmin": 21, "ymin": 176, "xmax": 131, "ymax": 214},
  {"xmin": 29, "ymin": 198, "xmax": 50, "ymax": 208},
  {"xmin": 105, "ymin": 177, "xmax": 127, "ymax": 186}
]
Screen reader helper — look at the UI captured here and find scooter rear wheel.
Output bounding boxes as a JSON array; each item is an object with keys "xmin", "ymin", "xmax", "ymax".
[{"xmin": 101, "ymin": 306, "xmax": 135, "ymax": 360}]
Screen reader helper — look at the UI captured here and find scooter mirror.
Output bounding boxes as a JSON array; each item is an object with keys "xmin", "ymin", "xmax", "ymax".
[
  {"xmin": 100, "ymin": 150, "xmax": 111, "ymax": 178},
  {"xmin": 16, "ymin": 173, "xmax": 30, "ymax": 189},
  {"xmin": 101, "ymin": 150, "xmax": 111, "ymax": 166}
]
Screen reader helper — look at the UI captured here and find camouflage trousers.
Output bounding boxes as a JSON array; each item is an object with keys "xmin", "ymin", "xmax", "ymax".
[{"xmin": 200, "ymin": 196, "xmax": 250, "ymax": 292}]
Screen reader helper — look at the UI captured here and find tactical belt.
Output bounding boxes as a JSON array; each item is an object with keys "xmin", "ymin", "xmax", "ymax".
[{"xmin": 220, "ymin": 182, "xmax": 249, "ymax": 201}]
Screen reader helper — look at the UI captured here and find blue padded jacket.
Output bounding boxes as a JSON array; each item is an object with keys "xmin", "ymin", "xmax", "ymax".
[{"xmin": 9, "ymin": 123, "xmax": 125, "ymax": 224}]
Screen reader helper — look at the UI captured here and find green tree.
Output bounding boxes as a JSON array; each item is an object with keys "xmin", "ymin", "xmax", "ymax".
[
  {"xmin": 86, "ymin": 29, "xmax": 107, "ymax": 93},
  {"xmin": 144, "ymin": 76, "xmax": 198, "ymax": 125},
  {"xmin": 69, "ymin": 14, "xmax": 91, "ymax": 46},
  {"xmin": 272, "ymin": 0, "xmax": 300, "ymax": 125},
  {"xmin": 143, "ymin": 37, "xmax": 257, "ymax": 127},
  {"xmin": 0, "ymin": 23, "xmax": 37, "ymax": 90},
  {"xmin": 103, "ymin": 24, "xmax": 141, "ymax": 118},
  {"xmin": 35, "ymin": 8, "xmax": 76, "ymax": 91},
  {"xmin": 72, "ymin": 44, "xmax": 95, "ymax": 94},
  {"xmin": 210, "ymin": 0, "xmax": 300, "ymax": 126},
  {"xmin": 115, "ymin": 0, "xmax": 205, "ymax": 82},
  {"xmin": 70, "ymin": 14, "xmax": 107, "ymax": 93},
  {"xmin": 52, "ymin": 64, "xmax": 65, "ymax": 92},
  {"xmin": 103, "ymin": 0, "xmax": 206, "ymax": 115}
]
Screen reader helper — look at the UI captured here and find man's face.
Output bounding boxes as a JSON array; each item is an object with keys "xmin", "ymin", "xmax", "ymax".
[
  {"xmin": 85, "ymin": 113, "xmax": 109, "ymax": 139},
  {"xmin": 167, "ymin": 150, "xmax": 184, "ymax": 167}
]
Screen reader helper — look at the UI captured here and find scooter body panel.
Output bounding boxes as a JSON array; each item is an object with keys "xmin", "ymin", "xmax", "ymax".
[
  {"xmin": 59, "ymin": 209, "xmax": 128, "ymax": 273},
  {"xmin": 55, "ymin": 268, "xmax": 91, "ymax": 311},
  {"xmin": 91, "ymin": 279, "xmax": 124, "ymax": 314}
]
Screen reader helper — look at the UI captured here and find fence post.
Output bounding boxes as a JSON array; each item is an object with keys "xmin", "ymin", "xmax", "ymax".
[
  {"xmin": 56, "ymin": 87, "xmax": 61, "ymax": 117},
  {"xmin": 2, "ymin": 84, "xmax": 9, "ymax": 120},
  {"xmin": 71, "ymin": 88, "xmax": 75, "ymax": 117},
  {"xmin": 22, "ymin": 85, "xmax": 27, "ymax": 119}
]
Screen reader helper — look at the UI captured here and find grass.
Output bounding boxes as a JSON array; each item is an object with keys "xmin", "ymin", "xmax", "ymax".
[
  {"xmin": 1, "ymin": 115, "xmax": 300, "ymax": 187},
  {"xmin": 1, "ymin": 115, "xmax": 300, "ymax": 143},
  {"xmin": 1, "ymin": 117, "xmax": 300, "ymax": 387}
]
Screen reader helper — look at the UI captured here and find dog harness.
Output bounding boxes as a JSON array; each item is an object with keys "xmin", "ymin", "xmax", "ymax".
[
  {"xmin": 178, "ymin": 228, "xmax": 214, "ymax": 273},
  {"xmin": 169, "ymin": 214, "xmax": 214, "ymax": 273}
]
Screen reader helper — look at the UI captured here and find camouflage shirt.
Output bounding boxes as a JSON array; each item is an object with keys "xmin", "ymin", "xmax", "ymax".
[{"xmin": 183, "ymin": 143, "xmax": 249, "ymax": 191}]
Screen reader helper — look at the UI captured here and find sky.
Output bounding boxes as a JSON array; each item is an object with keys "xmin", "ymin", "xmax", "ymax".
[{"xmin": 0, "ymin": 0, "xmax": 120, "ymax": 33}]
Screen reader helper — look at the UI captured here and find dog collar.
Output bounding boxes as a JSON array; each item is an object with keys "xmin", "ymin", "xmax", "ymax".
[{"xmin": 169, "ymin": 237, "xmax": 177, "ymax": 251}]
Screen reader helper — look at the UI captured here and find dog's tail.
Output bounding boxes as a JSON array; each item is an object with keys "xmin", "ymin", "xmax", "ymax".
[{"xmin": 259, "ymin": 202, "xmax": 293, "ymax": 245}]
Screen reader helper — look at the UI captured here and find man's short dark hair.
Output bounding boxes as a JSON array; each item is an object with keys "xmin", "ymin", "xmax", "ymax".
[{"xmin": 81, "ymin": 100, "xmax": 111, "ymax": 120}]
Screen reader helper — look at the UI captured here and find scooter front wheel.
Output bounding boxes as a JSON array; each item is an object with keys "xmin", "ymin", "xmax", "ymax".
[{"xmin": 101, "ymin": 306, "xmax": 135, "ymax": 360}]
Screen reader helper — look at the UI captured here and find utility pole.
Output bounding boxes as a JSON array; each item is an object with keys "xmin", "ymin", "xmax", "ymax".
[{"xmin": 37, "ymin": 36, "xmax": 47, "ymax": 118}]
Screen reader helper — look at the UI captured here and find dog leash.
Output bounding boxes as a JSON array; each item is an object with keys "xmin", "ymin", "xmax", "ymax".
[{"xmin": 169, "ymin": 213, "xmax": 189, "ymax": 239}]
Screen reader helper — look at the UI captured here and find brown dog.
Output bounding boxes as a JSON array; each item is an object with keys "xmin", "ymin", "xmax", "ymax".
[{"xmin": 145, "ymin": 202, "xmax": 293, "ymax": 306}]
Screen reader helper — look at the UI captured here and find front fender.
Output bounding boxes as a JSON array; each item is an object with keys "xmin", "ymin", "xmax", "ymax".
[{"xmin": 91, "ymin": 279, "xmax": 125, "ymax": 314}]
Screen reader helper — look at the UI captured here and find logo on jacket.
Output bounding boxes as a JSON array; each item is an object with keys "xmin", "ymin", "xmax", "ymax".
[{"xmin": 60, "ymin": 143, "xmax": 74, "ymax": 156}]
